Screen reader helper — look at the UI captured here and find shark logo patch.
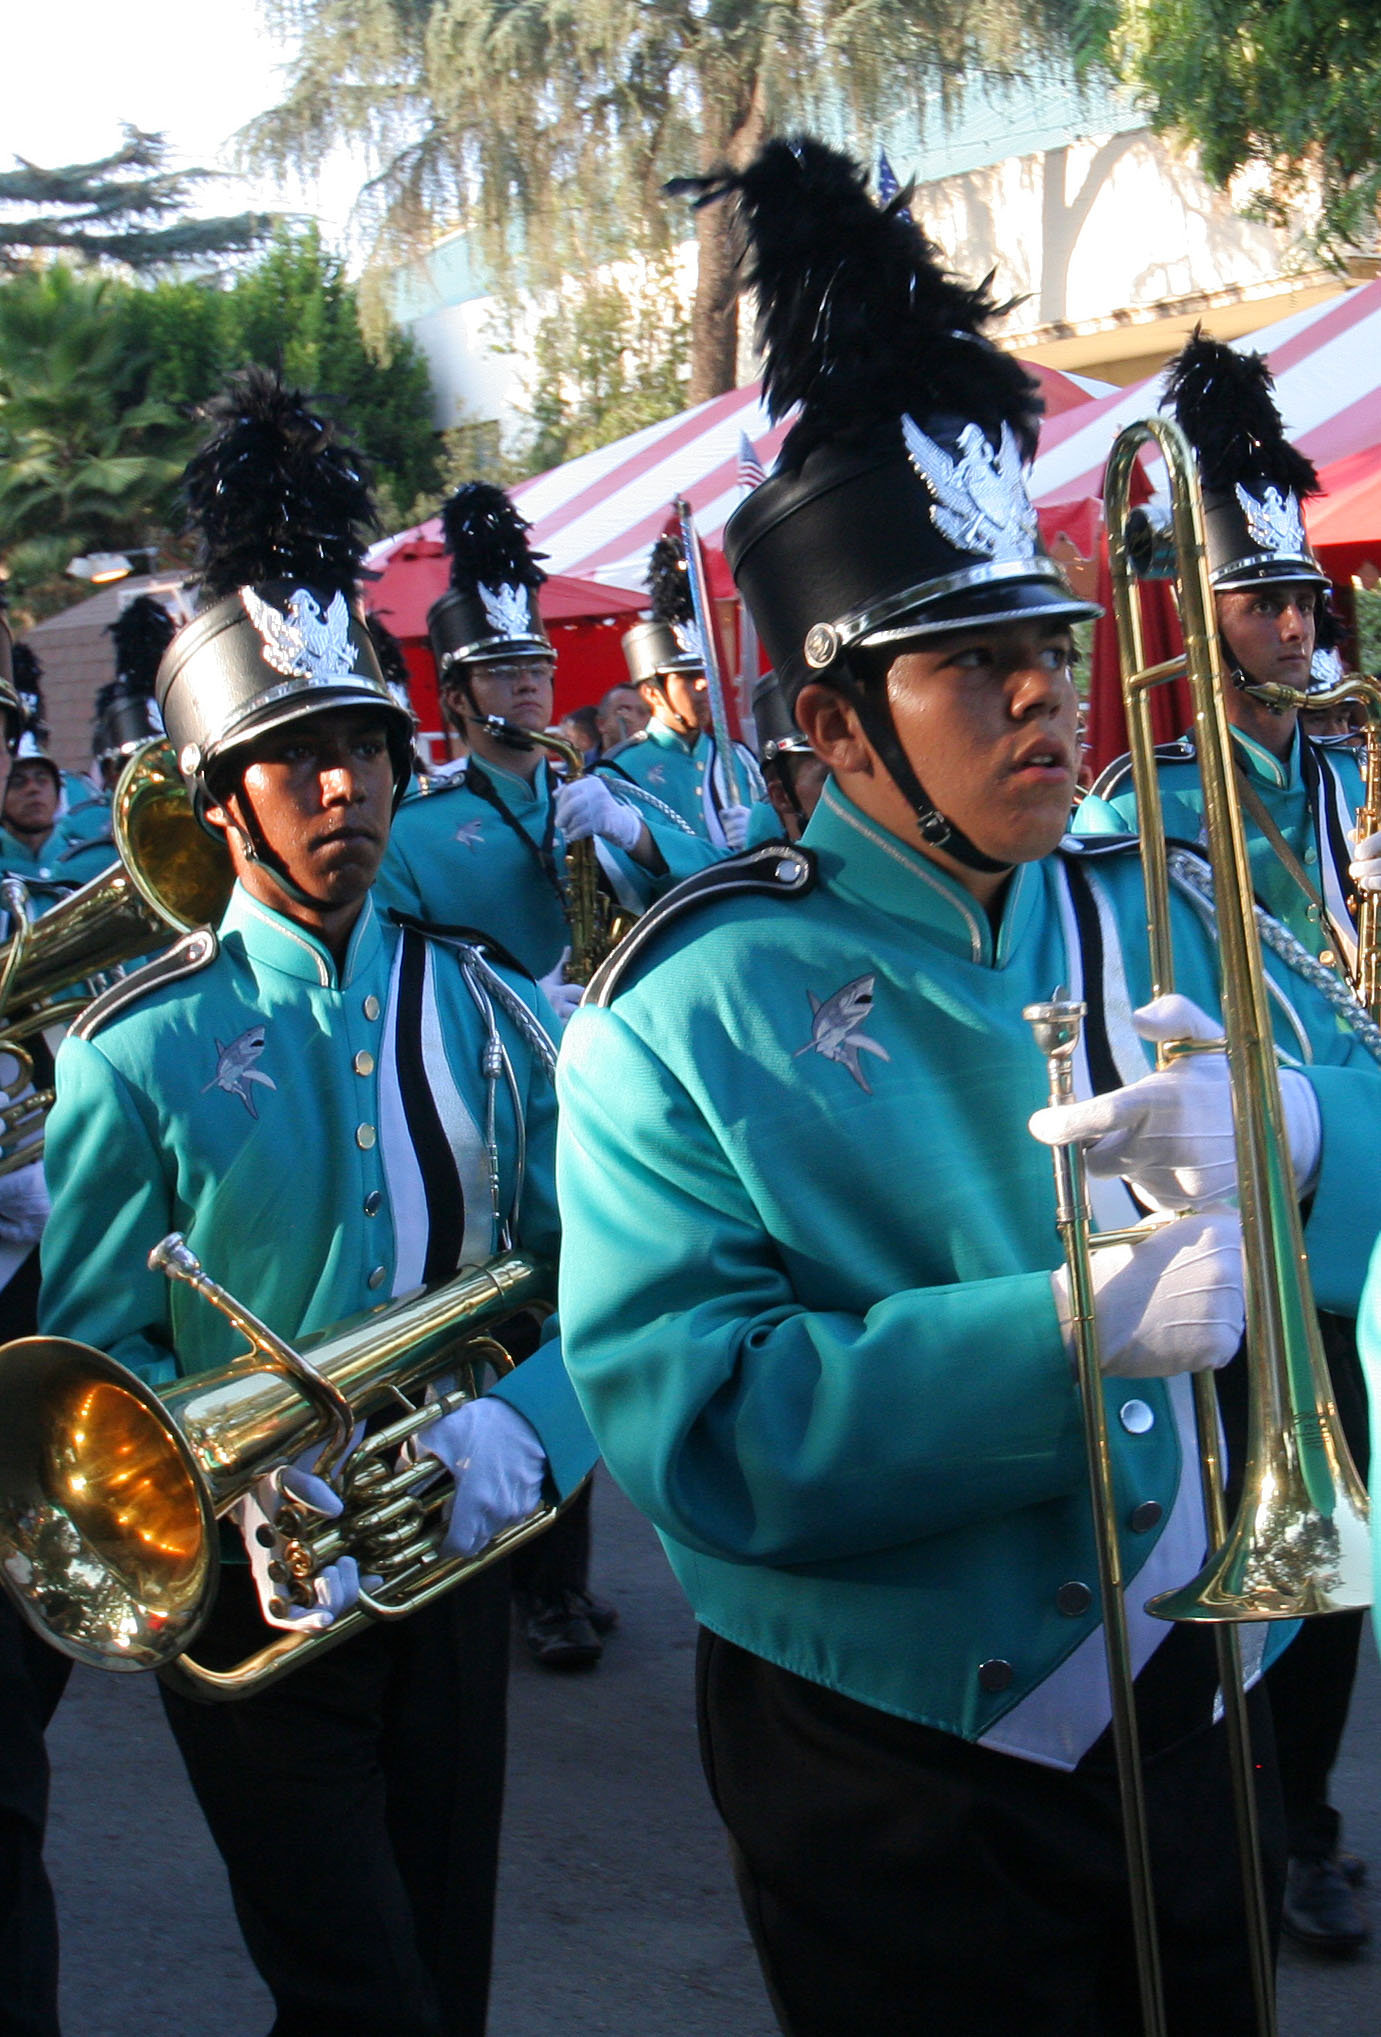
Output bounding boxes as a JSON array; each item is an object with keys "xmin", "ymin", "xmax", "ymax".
[
  {"xmin": 202, "ymin": 1024, "xmax": 277, "ymax": 1118},
  {"xmin": 647, "ymin": 764, "xmax": 666, "ymax": 786},
  {"xmin": 454, "ymin": 819, "xmax": 485, "ymax": 848},
  {"xmin": 793, "ymin": 975, "xmax": 890, "ymax": 1093}
]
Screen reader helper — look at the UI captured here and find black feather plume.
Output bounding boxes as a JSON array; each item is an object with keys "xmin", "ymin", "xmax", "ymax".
[
  {"xmin": 365, "ymin": 613, "xmax": 410, "ymax": 696},
  {"xmin": 667, "ymin": 136, "xmax": 1041, "ymax": 469},
  {"xmin": 180, "ymin": 365, "xmax": 379, "ymax": 603},
  {"xmin": 10, "ymin": 643, "xmax": 41, "ymax": 693},
  {"xmin": 109, "ymin": 594, "xmax": 175, "ymax": 695},
  {"xmin": 440, "ymin": 483, "xmax": 547, "ymax": 598},
  {"xmin": 1164, "ymin": 328, "xmax": 1319, "ymax": 498},
  {"xmin": 646, "ymin": 534, "xmax": 692, "ymax": 626}
]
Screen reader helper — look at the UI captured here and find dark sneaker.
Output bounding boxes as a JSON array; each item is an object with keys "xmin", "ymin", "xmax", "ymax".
[
  {"xmin": 520, "ymin": 1589, "xmax": 606, "ymax": 1671},
  {"xmin": 1282, "ymin": 1854, "xmax": 1370, "ymax": 1955}
]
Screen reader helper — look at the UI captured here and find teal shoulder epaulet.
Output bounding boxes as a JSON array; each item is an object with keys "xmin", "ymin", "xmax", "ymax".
[
  {"xmin": 71, "ymin": 926, "xmax": 219, "ymax": 1041},
  {"xmin": 585, "ymin": 843, "xmax": 815, "ymax": 1009},
  {"xmin": 1089, "ymin": 739, "xmax": 1193, "ymax": 803},
  {"xmin": 400, "ymin": 770, "xmax": 466, "ymax": 806},
  {"xmin": 604, "ymin": 732, "xmax": 650, "ymax": 761}
]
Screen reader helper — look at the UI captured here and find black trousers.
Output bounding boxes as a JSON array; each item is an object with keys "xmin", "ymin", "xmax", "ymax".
[
  {"xmin": 1264, "ymin": 1312, "xmax": 1372, "ymax": 1861},
  {"xmin": 159, "ymin": 1560, "xmax": 511, "ymax": 2037},
  {"xmin": 698, "ymin": 1629, "xmax": 1286, "ymax": 2037},
  {"xmin": 510, "ymin": 1475, "xmax": 590, "ymax": 1599},
  {"xmin": 0, "ymin": 1246, "xmax": 69, "ymax": 2037}
]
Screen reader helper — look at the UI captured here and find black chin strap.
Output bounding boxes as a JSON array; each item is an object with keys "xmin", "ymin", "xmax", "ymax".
[
  {"xmin": 225, "ymin": 783, "xmax": 338, "ymax": 913},
  {"xmin": 848, "ymin": 679, "xmax": 1013, "ymax": 876}
]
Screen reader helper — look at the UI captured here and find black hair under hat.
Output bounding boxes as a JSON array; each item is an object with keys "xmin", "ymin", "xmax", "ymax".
[
  {"xmin": 156, "ymin": 366, "xmax": 411, "ymax": 808},
  {"xmin": 623, "ymin": 532, "xmax": 704, "ymax": 686},
  {"xmin": 427, "ymin": 483, "xmax": 551, "ymax": 676},
  {"xmin": 1163, "ymin": 329, "xmax": 1326, "ymax": 591},
  {"xmin": 672, "ymin": 136, "xmax": 1096, "ymax": 870}
]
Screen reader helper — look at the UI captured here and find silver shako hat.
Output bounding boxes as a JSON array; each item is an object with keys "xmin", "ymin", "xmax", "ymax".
[
  {"xmin": 426, "ymin": 483, "xmax": 551, "ymax": 676},
  {"xmin": 96, "ymin": 594, "xmax": 174, "ymax": 764},
  {"xmin": 1163, "ymin": 329, "xmax": 1326, "ymax": 592},
  {"xmin": 671, "ymin": 138, "xmax": 1098, "ymax": 873},
  {"xmin": 156, "ymin": 368, "xmax": 413, "ymax": 816},
  {"xmin": 623, "ymin": 532, "xmax": 705, "ymax": 686}
]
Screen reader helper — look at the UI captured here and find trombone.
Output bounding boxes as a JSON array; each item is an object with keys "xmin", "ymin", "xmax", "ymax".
[{"xmin": 1028, "ymin": 415, "xmax": 1370, "ymax": 2037}]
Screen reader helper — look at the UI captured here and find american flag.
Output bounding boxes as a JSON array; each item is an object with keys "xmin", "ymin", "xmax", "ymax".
[
  {"xmin": 737, "ymin": 430, "xmax": 766, "ymax": 491},
  {"xmin": 877, "ymin": 149, "xmax": 912, "ymax": 221}
]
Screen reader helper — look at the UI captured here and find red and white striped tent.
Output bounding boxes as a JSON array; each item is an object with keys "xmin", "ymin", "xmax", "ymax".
[
  {"xmin": 372, "ymin": 360, "xmax": 1113, "ymax": 602},
  {"xmin": 1030, "ymin": 281, "xmax": 1381, "ymax": 511}
]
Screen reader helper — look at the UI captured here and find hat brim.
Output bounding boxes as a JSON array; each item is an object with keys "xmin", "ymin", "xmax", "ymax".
[{"xmin": 862, "ymin": 575, "xmax": 1101, "ymax": 649}]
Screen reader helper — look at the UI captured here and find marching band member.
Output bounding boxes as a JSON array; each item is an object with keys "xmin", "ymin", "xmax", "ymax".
[
  {"xmin": 90, "ymin": 593, "xmax": 176, "ymax": 794},
  {"xmin": 39, "ymin": 370, "xmax": 595, "ymax": 2037},
  {"xmin": 604, "ymin": 531, "xmax": 770, "ymax": 850},
  {"xmin": 1075, "ymin": 333, "xmax": 1372, "ymax": 1953},
  {"xmin": 375, "ymin": 484, "xmax": 715, "ymax": 1024},
  {"xmin": 555, "ymin": 139, "xmax": 1381, "ymax": 2036}
]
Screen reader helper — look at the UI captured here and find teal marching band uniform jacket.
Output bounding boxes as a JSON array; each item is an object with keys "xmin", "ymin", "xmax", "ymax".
[
  {"xmin": 1076, "ymin": 724, "xmax": 1363, "ymax": 969},
  {"xmin": 556, "ymin": 780, "xmax": 1381, "ymax": 1770},
  {"xmin": 40, "ymin": 883, "xmax": 595, "ymax": 1500},
  {"xmin": 374, "ymin": 754, "xmax": 718, "ymax": 978},
  {"xmin": 599, "ymin": 720, "xmax": 771, "ymax": 849}
]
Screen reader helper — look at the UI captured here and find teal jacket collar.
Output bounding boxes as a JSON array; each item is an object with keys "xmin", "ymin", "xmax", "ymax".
[
  {"xmin": 219, "ymin": 882, "xmax": 383, "ymax": 991},
  {"xmin": 644, "ymin": 718, "xmax": 701, "ymax": 759},
  {"xmin": 804, "ymin": 781, "xmax": 1042, "ymax": 969},
  {"xmin": 1231, "ymin": 722, "xmax": 1299, "ymax": 792}
]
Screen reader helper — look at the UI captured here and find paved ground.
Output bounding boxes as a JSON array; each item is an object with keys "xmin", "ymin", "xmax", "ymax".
[{"xmin": 43, "ymin": 1470, "xmax": 1381, "ymax": 2035}]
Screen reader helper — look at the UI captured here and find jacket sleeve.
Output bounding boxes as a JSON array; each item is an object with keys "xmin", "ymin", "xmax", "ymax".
[
  {"xmin": 484, "ymin": 974, "xmax": 597, "ymax": 1497},
  {"xmin": 40, "ymin": 1035, "xmax": 181, "ymax": 1385},
  {"xmin": 555, "ymin": 1005, "xmax": 1085, "ymax": 1570}
]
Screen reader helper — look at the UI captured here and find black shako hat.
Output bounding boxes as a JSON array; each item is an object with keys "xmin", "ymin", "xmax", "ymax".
[
  {"xmin": 674, "ymin": 139, "xmax": 1097, "ymax": 704},
  {"xmin": 751, "ymin": 667, "xmax": 810, "ymax": 762},
  {"xmin": 96, "ymin": 594, "xmax": 175, "ymax": 763},
  {"xmin": 427, "ymin": 483, "xmax": 551, "ymax": 676},
  {"xmin": 623, "ymin": 532, "xmax": 704, "ymax": 686},
  {"xmin": 1163, "ymin": 329, "xmax": 1326, "ymax": 592},
  {"xmin": 668, "ymin": 135, "xmax": 1097, "ymax": 872},
  {"xmin": 156, "ymin": 367, "xmax": 412, "ymax": 811}
]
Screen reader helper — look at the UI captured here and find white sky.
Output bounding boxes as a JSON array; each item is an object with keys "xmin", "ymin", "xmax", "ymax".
[{"xmin": 7, "ymin": 0, "xmax": 366, "ymax": 248}]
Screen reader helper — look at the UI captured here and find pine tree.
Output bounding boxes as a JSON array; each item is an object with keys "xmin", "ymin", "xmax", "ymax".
[{"xmin": 0, "ymin": 126, "xmax": 272, "ymax": 271}]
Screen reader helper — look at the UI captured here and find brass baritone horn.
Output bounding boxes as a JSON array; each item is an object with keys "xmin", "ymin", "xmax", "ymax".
[
  {"xmin": 0, "ymin": 739, "xmax": 233, "ymax": 1172},
  {"xmin": 0, "ymin": 1239, "xmax": 562, "ymax": 1700}
]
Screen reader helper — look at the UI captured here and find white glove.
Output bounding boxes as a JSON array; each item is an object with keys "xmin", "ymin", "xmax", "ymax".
[
  {"xmin": 554, "ymin": 775, "xmax": 642, "ymax": 854},
  {"xmin": 536, "ymin": 950, "xmax": 583, "ymax": 1029},
  {"xmin": 1349, "ymin": 827, "xmax": 1381, "ymax": 896},
  {"xmin": 720, "ymin": 803, "xmax": 751, "ymax": 851},
  {"xmin": 1052, "ymin": 1209, "xmax": 1245, "ymax": 1377},
  {"xmin": 0, "ymin": 1160, "xmax": 49, "ymax": 1246},
  {"xmin": 232, "ymin": 1459, "xmax": 363, "ymax": 1633},
  {"xmin": 408, "ymin": 1396, "xmax": 548, "ymax": 1559},
  {"xmin": 1028, "ymin": 993, "xmax": 1321, "ymax": 1209}
]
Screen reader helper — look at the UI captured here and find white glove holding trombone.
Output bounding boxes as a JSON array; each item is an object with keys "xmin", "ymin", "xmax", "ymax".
[{"xmin": 1029, "ymin": 993, "xmax": 1322, "ymax": 1378}]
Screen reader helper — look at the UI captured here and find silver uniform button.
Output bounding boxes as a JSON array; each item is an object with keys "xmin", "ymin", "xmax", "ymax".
[
  {"xmin": 1056, "ymin": 1582, "xmax": 1093, "ymax": 1618},
  {"xmin": 1130, "ymin": 1500, "xmax": 1163, "ymax": 1534},
  {"xmin": 354, "ymin": 1050, "xmax": 375, "ymax": 1077},
  {"xmin": 363, "ymin": 1190, "xmax": 382, "ymax": 1217},
  {"xmin": 977, "ymin": 1658, "xmax": 1014, "ymax": 1694},
  {"xmin": 367, "ymin": 1266, "xmax": 386, "ymax": 1291},
  {"xmin": 356, "ymin": 1124, "xmax": 377, "ymax": 1151},
  {"xmin": 1119, "ymin": 1399, "xmax": 1154, "ymax": 1435},
  {"xmin": 363, "ymin": 994, "xmax": 381, "ymax": 1021}
]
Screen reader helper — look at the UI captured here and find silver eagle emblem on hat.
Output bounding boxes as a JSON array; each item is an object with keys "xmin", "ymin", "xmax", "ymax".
[
  {"xmin": 1236, "ymin": 483, "xmax": 1308, "ymax": 559},
  {"xmin": 902, "ymin": 416, "xmax": 1038, "ymax": 563},
  {"xmin": 478, "ymin": 581, "xmax": 536, "ymax": 637},
  {"xmin": 671, "ymin": 619, "xmax": 703, "ymax": 660},
  {"xmin": 241, "ymin": 587, "xmax": 359, "ymax": 683}
]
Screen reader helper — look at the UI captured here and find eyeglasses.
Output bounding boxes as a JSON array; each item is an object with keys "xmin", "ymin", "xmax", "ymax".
[{"xmin": 469, "ymin": 659, "xmax": 555, "ymax": 689}]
